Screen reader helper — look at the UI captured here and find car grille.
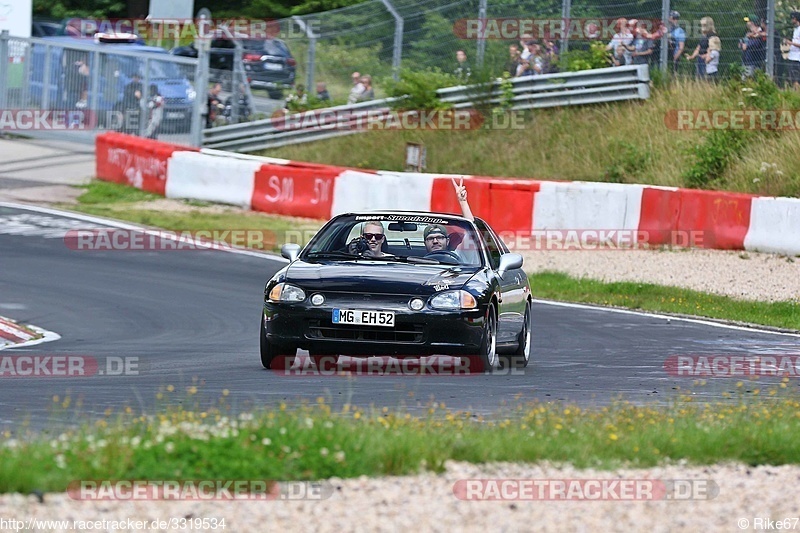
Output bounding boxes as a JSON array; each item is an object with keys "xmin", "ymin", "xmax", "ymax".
[
  {"xmin": 307, "ymin": 320, "xmax": 424, "ymax": 343},
  {"xmin": 163, "ymin": 97, "xmax": 187, "ymax": 105}
]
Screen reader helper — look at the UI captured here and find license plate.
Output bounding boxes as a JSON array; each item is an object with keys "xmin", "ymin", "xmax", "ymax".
[
  {"xmin": 166, "ymin": 112, "xmax": 185, "ymax": 119},
  {"xmin": 332, "ymin": 309, "xmax": 394, "ymax": 327},
  {"xmin": 263, "ymin": 62, "xmax": 282, "ymax": 70}
]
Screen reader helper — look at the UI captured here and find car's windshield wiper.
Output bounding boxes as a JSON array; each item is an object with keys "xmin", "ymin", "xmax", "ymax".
[{"xmin": 305, "ymin": 251, "xmax": 359, "ymax": 260}]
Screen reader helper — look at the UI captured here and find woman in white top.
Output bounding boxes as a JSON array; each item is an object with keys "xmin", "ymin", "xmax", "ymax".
[{"xmin": 705, "ymin": 36, "xmax": 721, "ymax": 80}]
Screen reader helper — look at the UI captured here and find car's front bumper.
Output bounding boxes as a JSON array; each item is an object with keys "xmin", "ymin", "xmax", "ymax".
[{"xmin": 263, "ymin": 300, "xmax": 486, "ymax": 356}]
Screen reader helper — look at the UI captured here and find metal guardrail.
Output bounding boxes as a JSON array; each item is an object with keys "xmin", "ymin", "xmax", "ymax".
[{"xmin": 203, "ymin": 64, "xmax": 650, "ymax": 153}]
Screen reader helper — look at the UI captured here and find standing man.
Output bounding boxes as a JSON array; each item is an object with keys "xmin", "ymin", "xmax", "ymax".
[
  {"xmin": 206, "ymin": 83, "xmax": 223, "ymax": 128},
  {"xmin": 784, "ymin": 12, "xmax": 800, "ymax": 88},
  {"xmin": 668, "ymin": 11, "xmax": 686, "ymax": 72},
  {"xmin": 454, "ymin": 50, "xmax": 471, "ymax": 81}
]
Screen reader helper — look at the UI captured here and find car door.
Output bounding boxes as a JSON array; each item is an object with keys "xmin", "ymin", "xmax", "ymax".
[
  {"xmin": 475, "ymin": 220, "xmax": 517, "ymax": 344},
  {"xmin": 487, "ymin": 224, "xmax": 527, "ymax": 333}
]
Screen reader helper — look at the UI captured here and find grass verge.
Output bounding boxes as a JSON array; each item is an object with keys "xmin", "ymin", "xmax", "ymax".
[
  {"xmin": 3, "ymin": 391, "xmax": 800, "ymax": 492},
  {"xmin": 530, "ymin": 272, "xmax": 800, "ymax": 331}
]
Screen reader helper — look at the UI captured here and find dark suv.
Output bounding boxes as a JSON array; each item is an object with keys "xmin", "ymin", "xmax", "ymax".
[{"xmin": 171, "ymin": 38, "xmax": 296, "ymax": 98}]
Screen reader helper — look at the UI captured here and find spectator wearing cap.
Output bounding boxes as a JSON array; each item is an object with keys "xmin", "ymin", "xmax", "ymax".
[
  {"xmin": 668, "ymin": 11, "xmax": 686, "ymax": 72},
  {"xmin": 740, "ymin": 15, "xmax": 767, "ymax": 78},
  {"xmin": 785, "ymin": 12, "xmax": 800, "ymax": 88},
  {"xmin": 685, "ymin": 16, "xmax": 717, "ymax": 78},
  {"xmin": 423, "ymin": 224, "xmax": 450, "ymax": 253}
]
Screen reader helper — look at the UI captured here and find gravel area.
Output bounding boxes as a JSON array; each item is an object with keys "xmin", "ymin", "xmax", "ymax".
[
  {"xmin": 2, "ymin": 461, "xmax": 798, "ymax": 532},
  {"xmin": 520, "ymin": 248, "xmax": 800, "ymax": 303}
]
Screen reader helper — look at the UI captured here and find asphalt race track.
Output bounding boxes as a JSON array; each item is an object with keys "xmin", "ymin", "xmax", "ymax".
[{"xmin": 1, "ymin": 203, "xmax": 798, "ymax": 429}]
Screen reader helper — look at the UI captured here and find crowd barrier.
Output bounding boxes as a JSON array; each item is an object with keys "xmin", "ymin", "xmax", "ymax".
[{"xmin": 96, "ymin": 133, "xmax": 800, "ymax": 256}]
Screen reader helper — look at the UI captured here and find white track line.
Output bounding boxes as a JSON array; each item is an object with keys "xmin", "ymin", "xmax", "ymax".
[
  {"xmin": 3, "ymin": 202, "xmax": 797, "ymax": 338},
  {"xmin": 0, "ymin": 202, "xmax": 289, "ymax": 263},
  {"xmin": 534, "ymin": 299, "xmax": 800, "ymax": 338}
]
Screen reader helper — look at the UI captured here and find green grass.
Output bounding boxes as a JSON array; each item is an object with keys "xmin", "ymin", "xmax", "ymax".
[
  {"xmin": 73, "ymin": 180, "xmax": 161, "ymax": 204},
  {"xmin": 530, "ymin": 272, "xmax": 800, "ymax": 331},
  {"xmin": 261, "ymin": 78, "xmax": 800, "ymax": 197},
  {"xmin": 3, "ymin": 391, "xmax": 800, "ymax": 492}
]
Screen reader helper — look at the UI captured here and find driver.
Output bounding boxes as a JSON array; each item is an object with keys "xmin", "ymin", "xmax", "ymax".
[{"xmin": 424, "ymin": 224, "xmax": 450, "ymax": 253}]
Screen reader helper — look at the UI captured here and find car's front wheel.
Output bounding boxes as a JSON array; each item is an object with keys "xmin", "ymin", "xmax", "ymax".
[
  {"xmin": 477, "ymin": 304, "xmax": 498, "ymax": 372},
  {"xmin": 260, "ymin": 312, "xmax": 295, "ymax": 369}
]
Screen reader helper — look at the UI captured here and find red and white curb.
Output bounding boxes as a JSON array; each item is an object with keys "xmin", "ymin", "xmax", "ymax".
[{"xmin": 0, "ymin": 316, "xmax": 61, "ymax": 351}]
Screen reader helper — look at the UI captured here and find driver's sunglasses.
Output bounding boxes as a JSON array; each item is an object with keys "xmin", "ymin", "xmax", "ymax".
[{"xmin": 363, "ymin": 233, "xmax": 385, "ymax": 241}]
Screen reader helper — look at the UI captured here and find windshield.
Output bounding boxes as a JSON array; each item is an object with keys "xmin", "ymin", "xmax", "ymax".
[{"xmin": 301, "ymin": 214, "xmax": 484, "ymax": 267}]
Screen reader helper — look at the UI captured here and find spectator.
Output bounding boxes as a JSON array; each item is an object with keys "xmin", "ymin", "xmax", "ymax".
[
  {"xmin": 541, "ymin": 39, "xmax": 559, "ymax": 73},
  {"xmin": 518, "ymin": 41, "xmax": 543, "ymax": 75},
  {"xmin": 144, "ymin": 84, "xmax": 164, "ymax": 139},
  {"xmin": 64, "ymin": 51, "xmax": 90, "ymax": 108},
  {"xmin": 358, "ymin": 75, "xmax": 374, "ymax": 101},
  {"xmin": 667, "ymin": 11, "xmax": 686, "ymax": 72},
  {"xmin": 505, "ymin": 44, "xmax": 521, "ymax": 77},
  {"xmin": 316, "ymin": 82, "xmax": 330, "ymax": 102},
  {"xmin": 740, "ymin": 15, "xmax": 766, "ymax": 78},
  {"xmin": 454, "ymin": 50, "xmax": 471, "ymax": 81},
  {"xmin": 206, "ymin": 83, "xmax": 223, "ymax": 128},
  {"xmin": 705, "ymin": 36, "xmax": 721, "ymax": 81},
  {"xmin": 285, "ymin": 84, "xmax": 308, "ymax": 108},
  {"xmin": 784, "ymin": 12, "xmax": 800, "ymax": 89},
  {"xmin": 607, "ymin": 18, "xmax": 633, "ymax": 65},
  {"xmin": 519, "ymin": 34, "xmax": 533, "ymax": 61},
  {"xmin": 223, "ymin": 83, "xmax": 252, "ymax": 124},
  {"xmin": 631, "ymin": 25, "xmax": 654, "ymax": 65},
  {"xmin": 119, "ymin": 72, "xmax": 143, "ymax": 134},
  {"xmin": 347, "ymin": 71, "xmax": 364, "ymax": 104},
  {"xmin": 685, "ymin": 17, "xmax": 716, "ymax": 78}
]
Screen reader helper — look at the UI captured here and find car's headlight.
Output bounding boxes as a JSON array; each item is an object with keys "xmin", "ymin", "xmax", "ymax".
[
  {"xmin": 429, "ymin": 290, "xmax": 477, "ymax": 310},
  {"xmin": 186, "ymin": 89, "xmax": 196, "ymax": 101},
  {"xmin": 268, "ymin": 283, "xmax": 306, "ymax": 302}
]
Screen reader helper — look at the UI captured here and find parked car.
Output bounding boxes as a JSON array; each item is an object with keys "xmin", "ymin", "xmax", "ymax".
[
  {"xmin": 31, "ymin": 20, "xmax": 61, "ymax": 38},
  {"xmin": 28, "ymin": 35, "xmax": 196, "ymax": 133},
  {"xmin": 171, "ymin": 36, "xmax": 296, "ymax": 99},
  {"xmin": 261, "ymin": 212, "xmax": 532, "ymax": 373}
]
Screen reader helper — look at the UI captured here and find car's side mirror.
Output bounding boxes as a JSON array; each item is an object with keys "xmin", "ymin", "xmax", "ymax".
[
  {"xmin": 281, "ymin": 243, "xmax": 301, "ymax": 262},
  {"xmin": 497, "ymin": 252, "xmax": 523, "ymax": 277}
]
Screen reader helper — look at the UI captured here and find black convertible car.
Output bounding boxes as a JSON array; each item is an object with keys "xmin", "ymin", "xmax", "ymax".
[{"xmin": 261, "ymin": 212, "xmax": 532, "ymax": 373}]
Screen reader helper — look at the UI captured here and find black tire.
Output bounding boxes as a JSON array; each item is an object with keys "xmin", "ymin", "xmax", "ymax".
[
  {"xmin": 478, "ymin": 304, "xmax": 499, "ymax": 373},
  {"xmin": 260, "ymin": 313, "xmax": 295, "ymax": 369},
  {"xmin": 501, "ymin": 300, "xmax": 532, "ymax": 370}
]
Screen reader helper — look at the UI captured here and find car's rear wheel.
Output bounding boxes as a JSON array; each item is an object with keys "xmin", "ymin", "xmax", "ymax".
[
  {"xmin": 502, "ymin": 300, "xmax": 532, "ymax": 370},
  {"xmin": 260, "ymin": 313, "xmax": 295, "ymax": 369}
]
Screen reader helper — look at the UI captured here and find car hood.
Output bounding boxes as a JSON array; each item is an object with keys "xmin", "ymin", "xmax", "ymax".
[{"xmin": 285, "ymin": 260, "xmax": 478, "ymax": 295}]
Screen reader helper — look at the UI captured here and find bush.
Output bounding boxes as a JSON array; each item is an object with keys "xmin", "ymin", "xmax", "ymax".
[
  {"xmin": 383, "ymin": 68, "xmax": 458, "ymax": 111},
  {"xmin": 554, "ymin": 42, "xmax": 611, "ymax": 72}
]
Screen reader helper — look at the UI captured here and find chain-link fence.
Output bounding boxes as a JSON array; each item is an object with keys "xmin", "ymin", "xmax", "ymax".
[{"xmin": 0, "ymin": 31, "xmax": 201, "ymax": 145}]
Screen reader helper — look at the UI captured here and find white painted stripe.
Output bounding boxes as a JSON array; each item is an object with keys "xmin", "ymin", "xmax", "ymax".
[
  {"xmin": 200, "ymin": 148, "xmax": 291, "ymax": 166},
  {"xmin": 534, "ymin": 299, "xmax": 800, "ymax": 337},
  {"xmin": 0, "ymin": 325, "xmax": 61, "ymax": 351},
  {"xmin": 331, "ymin": 170, "xmax": 436, "ymax": 215},
  {"xmin": 0, "ymin": 202, "xmax": 289, "ymax": 263},
  {"xmin": 533, "ymin": 182, "xmax": 644, "ymax": 243},
  {"xmin": 744, "ymin": 196, "xmax": 800, "ymax": 256},
  {"xmin": 165, "ymin": 151, "xmax": 260, "ymax": 208}
]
